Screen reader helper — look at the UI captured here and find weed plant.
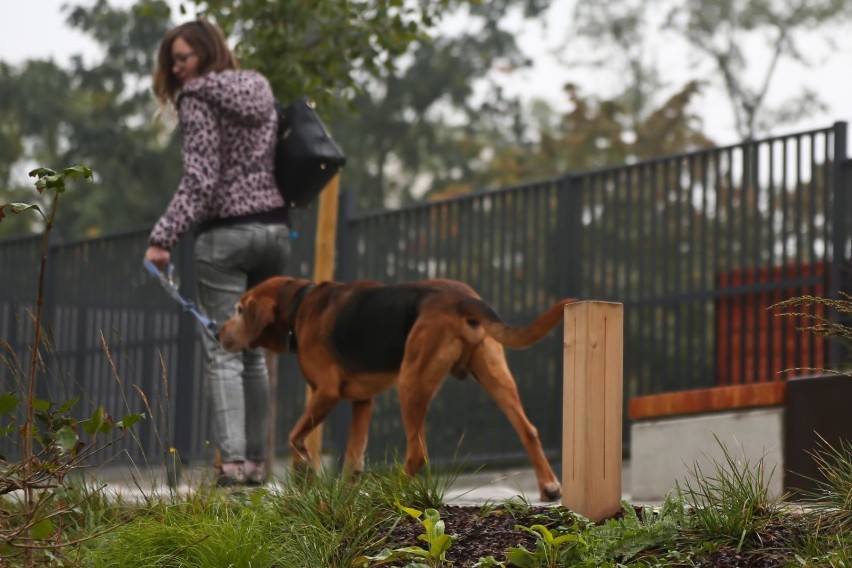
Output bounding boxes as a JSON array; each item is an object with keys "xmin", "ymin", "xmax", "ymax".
[
  {"xmin": 785, "ymin": 436, "xmax": 852, "ymax": 566},
  {"xmin": 1, "ymin": 166, "xmax": 145, "ymax": 566},
  {"xmin": 365, "ymin": 455, "xmax": 465, "ymax": 511},
  {"xmin": 271, "ymin": 471, "xmax": 394, "ymax": 567},
  {"xmin": 805, "ymin": 435, "xmax": 852, "ymax": 526},
  {"xmin": 83, "ymin": 491, "xmax": 286, "ymax": 567},
  {"xmin": 676, "ymin": 436, "xmax": 782, "ymax": 553}
]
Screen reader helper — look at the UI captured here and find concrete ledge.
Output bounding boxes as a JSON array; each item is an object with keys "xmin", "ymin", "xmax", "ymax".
[{"xmin": 630, "ymin": 405, "xmax": 785, "ymax": 502}]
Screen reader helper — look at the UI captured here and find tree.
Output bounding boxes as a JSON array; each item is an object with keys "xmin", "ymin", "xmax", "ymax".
[
  {"xmin": 664, "ymin": 0, "xmax": 852, "ymax": 140},
  {"xmin": 569, "ymin": 0, "xmax": 852, "ymax": 141},
  {"xmin": 474, "ymin": 80, "xmax": 714, "ymax": 189},
  {"xmin": 192, "ymin": 0, "xmax": 557, "ymax": 210},
  {"xmin": 190, "ymin": 0, "xmax": 470, "ymax": 112},
  {"xmin": 0, "ymin": 0, "xmax": 180, "ymax": 239}
]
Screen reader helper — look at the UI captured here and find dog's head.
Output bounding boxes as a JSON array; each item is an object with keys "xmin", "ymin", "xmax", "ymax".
[{"xmin": 218, "ymin": 276, "xmax": 310, "ymax": 353}]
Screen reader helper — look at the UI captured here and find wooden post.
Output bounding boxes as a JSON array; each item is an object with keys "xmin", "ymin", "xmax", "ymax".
[
  {"xmin": 562, "ymin": 301, "xmax": 623, "ymax": 521},
  {"xmin": 304, "ymin": 173, "xmax": 342, "ymax": 469}
]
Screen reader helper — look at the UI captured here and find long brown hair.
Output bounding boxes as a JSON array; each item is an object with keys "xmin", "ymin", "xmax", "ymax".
[{"xmin": 152, "ymin": 19, "xmax": 239, "ymax": 105}]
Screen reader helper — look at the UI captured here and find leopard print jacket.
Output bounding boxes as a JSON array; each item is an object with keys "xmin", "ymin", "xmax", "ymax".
[{"xmin": 148, "ymin": 70, "xmax": 284, "ymax": 251}]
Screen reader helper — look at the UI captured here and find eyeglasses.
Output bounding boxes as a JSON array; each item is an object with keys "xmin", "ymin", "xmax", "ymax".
[{"xmin": 172, "ymin": 52, "xmax": 197, "ymax": 66}]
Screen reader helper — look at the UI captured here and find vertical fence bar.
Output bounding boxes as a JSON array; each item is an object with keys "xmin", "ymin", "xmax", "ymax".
[
  {"xmin": 830, "ymin": 122, "xmax": 848, "ymax": 369},
  {"xmin": 173, "ymin": 236, "xmax": 197, "ymax": 470},
  {"xmin": 750, "ymin": 142, "xmax": 761, "ymax": 384},
  {"xmin": 557, "ymin": 175, "xmax": 582, "ymax": 300},
  {"xmin": 329, "ymin": 189, "xmax": 357, "ymax": 466},
  {"xmin": 767, "ymin": 142, "xmax": 777, "ymax": 382},
  {"xmin": 780, "ymin": 138, "xmax": 791, "ymax": 377},
  {"xmin": 794, "ymin": 136, "xmax": 804, "ymax": 368},
  {"xmin": 737, "ymin": 144, "xmax": 749, "ymax": 384},
  {"xmin": 700, "ymin": 153, "xmax": 710, "ymax": 386}
]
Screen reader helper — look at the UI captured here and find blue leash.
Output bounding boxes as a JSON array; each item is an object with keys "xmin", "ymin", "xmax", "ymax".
[{"xmin": 143, "ymin": 260, "xmax": 219, "ymax": 339}]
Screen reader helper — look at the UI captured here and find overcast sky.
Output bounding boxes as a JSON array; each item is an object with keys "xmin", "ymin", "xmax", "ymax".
[{"xmin": 2, "ymin": 0, "xmax": 851, "ymax": 147}]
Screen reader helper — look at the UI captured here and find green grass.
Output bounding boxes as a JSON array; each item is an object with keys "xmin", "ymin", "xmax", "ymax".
[
  {"xmin": 676, "ymin": 435, "xmax": 784, "ymax": 553},
  {"xmin": 83, "ymin": 494, "xmax": 284, "ymax": 567},
  {"xmin": 0, "ymin": 433, "xmax": 847, "ymax": 567}
]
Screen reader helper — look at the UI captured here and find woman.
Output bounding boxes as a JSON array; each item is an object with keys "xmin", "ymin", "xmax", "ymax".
[{"xmin": 145, "ymin": 19, "xmax": 290, "ymax": 486}]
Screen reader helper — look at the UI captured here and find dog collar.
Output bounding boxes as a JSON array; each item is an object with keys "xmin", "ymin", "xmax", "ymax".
[{"xmin": 284, "ymin": 283, "xmax": 314, "ymax": 352}]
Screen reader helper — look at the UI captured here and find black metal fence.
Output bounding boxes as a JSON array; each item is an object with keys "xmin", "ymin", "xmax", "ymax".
[{"xmin": 1, "ymin": 122, "xmax": 849, "ymax": 470}]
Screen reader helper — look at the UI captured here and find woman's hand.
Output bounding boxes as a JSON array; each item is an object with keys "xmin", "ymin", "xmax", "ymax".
[{"xmin": 144, "ymin": 245, "xmax": 171, "ymax": 270}]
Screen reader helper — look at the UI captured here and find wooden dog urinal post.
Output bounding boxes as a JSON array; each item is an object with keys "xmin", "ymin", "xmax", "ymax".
[
  {"xmin": 562, "ymin": 301, "xmax": 623, "ymax": 521},
  {"xmin": 305, "ymin": 172, "xmax": 341, "ymax": 469}
]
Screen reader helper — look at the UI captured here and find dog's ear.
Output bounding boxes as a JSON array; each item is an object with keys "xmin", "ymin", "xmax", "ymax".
[{"xmin": 243, "ymin": 295, "xmax": 276, "ymax": 344}]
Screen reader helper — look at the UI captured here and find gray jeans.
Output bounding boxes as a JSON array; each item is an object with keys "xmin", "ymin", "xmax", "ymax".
[{"xmin": 194, "ymin": 222, "xmax": 291, "ymax": 463}]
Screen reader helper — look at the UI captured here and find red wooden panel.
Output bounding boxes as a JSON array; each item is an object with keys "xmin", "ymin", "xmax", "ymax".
[
  {"xmin": 629, "ymin": 382, "xmax": 787, "ymax": 420},
  {"xmin": 716, "ymin": 262, "xmax": 826, "ymax": 385}
]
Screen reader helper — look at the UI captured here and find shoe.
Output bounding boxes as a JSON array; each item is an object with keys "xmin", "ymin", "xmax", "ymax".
[
  {"xmin": 244, "ymin": 460, "xmax": 267, "ymax": 486},
  {"xmin": 214, "ymin": 462, "xmax": 246, "ymax": 487}
]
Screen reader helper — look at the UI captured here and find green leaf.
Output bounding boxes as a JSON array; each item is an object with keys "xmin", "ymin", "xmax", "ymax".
[
  {"xmin": 0, "ymin": 392, "xmax": 18, "ymax": 415},
  {"xmin": 55, "ymin": 426, "xmax": 78, "ymax": 454},
  {"xmin": 551, "ymin": 533, "xmax": 581, "ymax": 546},
  {"xmin": 0, "ymin": 203, "xmax": 44, "ymax": 222},
  {"xmin": 33, "ymin": 399, "xmax": 50, "ymax": 412},
  {"xmin": 58, "ymin": 396, "xmax": 80, "ymax": 414},
  {"xmin": 7, "ymin": 202, "xmax": 42, "ymax": 215},
  {"xmin": 83, "ymin": 406, "xmax": 113, "ymax": 436},
  {"xmin": 28, "ymin": 167, "xmax": 57, "ymax": 179},
  {"xmin": 116, "ymin": 412, "xmax": 144, "ymax": 429},
  {"xmin": 430, "ymin": 533, "xmax": 453, "ymax": 557},
  {"xmin": 30, "ymin": 518, "xmax": 54, "ymax": 540},
  {"xmin": 504, "ymin": 547, "xmax": 537, "ymax": 568},
  {"xmin": 393, "ymin": 546, "xmax": 430, "ymax": 558},
  {"xmin": 396, "ymin": 501, "xmax": 423, "ymax": 519},
  {"xmin": 34, "ymin": 174, "xmax": 64, "ymax": 193},
  {"xmin": 361, "ymin": 548, "xmax": 397, "ymax": 562},
  {"xmin": 62, "ymin": 164, "xmax": 94, "ymax": 181}
]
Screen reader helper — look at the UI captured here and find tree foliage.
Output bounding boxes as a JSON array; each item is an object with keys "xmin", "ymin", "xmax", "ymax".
[
  {"xmin": 664, "ymin": 0, "xmax": 852, "ymax": 139},
  {"xmin": 1, "ymin": 0, "xmax": 847, "ymax": 238},
  {"xmin": 0, "ymin": 0, "xmax": 180, "ymax": 239},
  {"xmin": 190, "ymin": 0, "xmax": 465, "ymax": 112},
  {"xmin": 191, "ymin": 0, "xmax": 557, "ymax": 210},
  {"xmin": 570, "ymin": 0, "xmax": 852, "ymax": 141}
]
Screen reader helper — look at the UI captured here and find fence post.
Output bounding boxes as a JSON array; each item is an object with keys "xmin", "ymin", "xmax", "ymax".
[
  {"xmin": 336, "ymin": 188, "xmax": 358, "ymax": 282},
  {"xmin": 327, "ymin": 188, "xmax": 356, "ymax": 470},
  {"xmin": 39, "ymin": 232, "xmax": 60, "ymax": 404},
  {"xmin": 562, "ymin": 301, "xmax": 623, "ymax": 522},
  {"xmin": 830, "ymin": 122, "xmax": 848, "ymax": 370},
  {"xmin": 171, "ymin": 236, "xmax": 197, "ymax": 480},
  {"xmin": 556, "ymin": 174, "xmax": 583, "ymax": 300}
]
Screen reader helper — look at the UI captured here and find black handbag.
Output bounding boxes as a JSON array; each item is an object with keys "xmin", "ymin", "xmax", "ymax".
[{"xmin": 274, "ymin": 97, "xmax": 346, "ymax": 208}]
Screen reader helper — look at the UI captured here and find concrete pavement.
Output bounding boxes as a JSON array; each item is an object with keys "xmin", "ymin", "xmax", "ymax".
[{"xmin": 87, "ymin": 459, "xmax": 643, "ymax": 507}]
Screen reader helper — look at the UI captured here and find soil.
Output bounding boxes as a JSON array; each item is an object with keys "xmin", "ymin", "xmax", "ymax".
[{"xmin": 383, "ymin": 504, "xmax": 804, "ymax": 567}]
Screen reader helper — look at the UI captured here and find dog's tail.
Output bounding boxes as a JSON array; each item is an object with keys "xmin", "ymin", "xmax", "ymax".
[{"xmin": 459, "ymin": 297, "xmax": 576, "ymax": 349}]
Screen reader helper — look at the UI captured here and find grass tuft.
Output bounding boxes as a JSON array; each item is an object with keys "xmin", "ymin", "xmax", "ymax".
[{"xmin": 676, "ymin": 435, "xmax": 783, "ymax": 552}]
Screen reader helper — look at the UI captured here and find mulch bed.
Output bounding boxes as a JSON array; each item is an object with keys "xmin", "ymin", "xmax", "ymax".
[{"xmin": 383, "ymin": 504, "xmax": 805, "ymax": 567}]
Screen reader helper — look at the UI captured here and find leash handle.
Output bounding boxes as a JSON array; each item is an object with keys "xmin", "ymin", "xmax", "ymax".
[{"xmin": 144, "ymin": 260, "xmax": 219, "ymax": 339}]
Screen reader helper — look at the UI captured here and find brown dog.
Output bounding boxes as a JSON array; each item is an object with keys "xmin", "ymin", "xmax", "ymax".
[{"xmin": 218, "ymin": 276, "xmax": 574, "ymax": 501}]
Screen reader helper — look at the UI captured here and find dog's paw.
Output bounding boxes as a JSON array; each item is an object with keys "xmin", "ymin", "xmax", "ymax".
[{"xmin": 541, "ymin": 483, "xmax": 562, "ymax": 502}]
